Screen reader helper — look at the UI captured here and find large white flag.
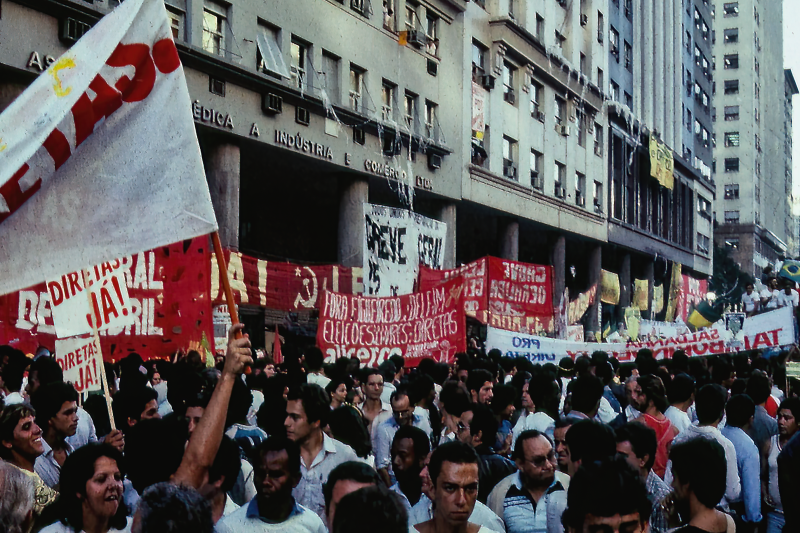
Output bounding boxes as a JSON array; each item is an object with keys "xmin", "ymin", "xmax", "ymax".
[{"xmin": 0, "ymin": 0, "xmax": 217, "ymax": 296}]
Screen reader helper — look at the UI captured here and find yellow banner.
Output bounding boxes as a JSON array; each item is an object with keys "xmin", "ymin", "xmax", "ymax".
[
  {"xmin": 633, "ymin": 279, "xmax": 649, "ymax": 311},
  {"xmin": 649, "ymin": 135, "xmax": 674, "ymax": 190},
  {"xmin": 600, "ymin": 270, "xmax": 620, "ymax": 305},
  {"xmin": 624, "ymin": 307, "xmax": 642, "ymax": 340},
  {"xmin": 653, "ymin": 284, "xmax": 664, "ymax": 314},
  {"xmin": 665, "ymin": 263, "xmax": 682, "ymax": 322}
]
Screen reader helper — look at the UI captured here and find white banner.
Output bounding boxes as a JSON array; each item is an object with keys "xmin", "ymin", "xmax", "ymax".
[
  {"xmin": 0, "ymin": 0, "xmax": 217, "ymax": 296},
  {"xmin": 363, "ymin": 203, "xmax": 446, "ymax": 297},
  {"xmin": 56, "ymin": 335, "xmax": 103, "ymax": 393},
  {"xmin": 486, "ymin": 307, "xmax": 797, "ymax": 364}
]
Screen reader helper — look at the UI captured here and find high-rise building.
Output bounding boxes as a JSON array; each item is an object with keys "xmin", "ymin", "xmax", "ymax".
[
  {"xmin": 713, "ymin": 0, "xmax": 794, "ymax": 276},
  {"xmin": 784, "ymin": 69, "xmax": 798, "ymax": 258}
]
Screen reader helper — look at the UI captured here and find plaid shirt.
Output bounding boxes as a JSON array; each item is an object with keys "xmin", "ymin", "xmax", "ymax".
[{"xmin": 646, "ymin": 470, "xmax": 672, "ymax": 533}]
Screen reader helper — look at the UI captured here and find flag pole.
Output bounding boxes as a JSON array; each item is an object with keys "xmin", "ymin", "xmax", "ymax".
[
  {"xmin": 211, "ymin": 231, "xmax": 248, "ymax": 372},
  {"xmin": 80, "ymin": 269, "xmax": 116, "ymax": 431}
]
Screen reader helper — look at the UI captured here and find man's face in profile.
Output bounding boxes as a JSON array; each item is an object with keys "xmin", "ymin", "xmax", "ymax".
[{"xmin": 572, "ymin": 512, "xmax": 645, "ymax": 533}]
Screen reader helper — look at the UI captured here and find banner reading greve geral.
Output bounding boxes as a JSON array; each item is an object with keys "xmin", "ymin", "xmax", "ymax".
[{"xmin": 317, "ymin": 277, "xmax": 466, "ymax": 367}]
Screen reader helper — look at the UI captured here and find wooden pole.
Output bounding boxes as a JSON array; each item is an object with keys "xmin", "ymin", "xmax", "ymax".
[
  {"xmin": 211, "ymin": 231, "xmax": 248, "ymax": 371},
  {"xmin": 81, "ymin": 268, "xmax": 116, "ymax": 431}
]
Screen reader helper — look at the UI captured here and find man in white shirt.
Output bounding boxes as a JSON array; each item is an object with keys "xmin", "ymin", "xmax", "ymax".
[
  {"xmin": 304, "ymin": 347, "xmax": 331, "ymax": 389},
  {"xmin": 664, "ymin": 373, "xmax": 694, "ymax": 435},
  {"xmin": 761, "ymin": 278, "xmax": 780, "ymax": 310},
  {"xmin": 776, "ymin": 279, "xmax": 799, "ymax": 309},
  {"xmin": 741, "ymin": 283, "xmax": 760, "ymax": 315}
]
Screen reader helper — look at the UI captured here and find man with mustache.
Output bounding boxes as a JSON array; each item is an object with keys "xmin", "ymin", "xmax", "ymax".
[{"xmin": 32, "ymin": 381, "xmax": 80, "ymax": 489}]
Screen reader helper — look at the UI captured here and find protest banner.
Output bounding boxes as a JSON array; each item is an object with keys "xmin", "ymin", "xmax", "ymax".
[
  {"xmin": 317, "ymin": 277, "xmax": 466, "ymax": 367},
  {"xmin": 364, "ymin": 203, "xmax": 446, "ymax": 297},
  {"xmin": 0, "ymin": 0, "xmax": 217, "ymax": 297},
  {"xmin": 676, "ymin": 275, "xmax": 708, "ymax": 322},
  {"xmin": 56, "ymin": 335, "xmax": 103, "ymax": 393},
  {"xmin": 418, "ymin": 257, "xmax": 555, "ymax": 334},
  {"xmin": 210, "ymin": 251, "xmax": 362, "ymax": 310},
  {"xmin": 47, "ymin": 261, "xmax": 135, "ymax": 338},
  {"xmin": 600, "ymin": 270, "xmax": 620, "ymax": 305},
  {"xmin": 486, "ymin": 306, "xmax": 797, "ymax": 364},
  {"xmin": 0, "ymin": 237, "xmax": 213, "ymax": 361}
]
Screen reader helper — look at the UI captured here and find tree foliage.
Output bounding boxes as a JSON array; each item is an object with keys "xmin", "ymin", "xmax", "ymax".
[{"xmin": 709, "ymin": 245, "xmax": 755, "ymax": 308}]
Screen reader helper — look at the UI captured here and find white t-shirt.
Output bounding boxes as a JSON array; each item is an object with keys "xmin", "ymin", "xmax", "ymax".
[
  {"xmin": 741, "ymin": 292, "xmax": 759, "ymax": 313},
  {"xmin": 761, "ymin": 289, "xmax": 779, "ymax": 309},
  {"xmin": 216, "ymin": 501, "xmax": 326, "ymax": 533},
  {"xmin": 40, "ymin": 517, "xmax": 132, "ymax": 533},
  {"xmin": 776, "ymin": 289, "xmax": 799, "ymax": 309}
]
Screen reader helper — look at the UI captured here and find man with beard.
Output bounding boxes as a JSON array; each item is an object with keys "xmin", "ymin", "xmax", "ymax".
[
  {"xmin": 628, "ymin": 375, "xmax": 678, "ymax": 479},
  {"xmin": 31, "ymin": 382, "xmax": 80, "ymax": 489},
  {"xmin": 487, "ymin": 430, "xmax": 567, "ymax": 533},
  {"xmin": 389, "ymin": 425, "xmax": 430, "ymax": 511}
]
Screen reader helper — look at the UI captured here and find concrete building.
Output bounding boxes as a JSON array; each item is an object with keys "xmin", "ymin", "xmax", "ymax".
[
  {"xmin": 784, "ymin": 69, "xmax": 798, "ymax": 258},
  {"xmin": 713, "ymin": 0, "xmax": 794, "ymax": 276},
  {"xmin": 0, "ymin": 0, "xmax": 718, "ymax": 341}
]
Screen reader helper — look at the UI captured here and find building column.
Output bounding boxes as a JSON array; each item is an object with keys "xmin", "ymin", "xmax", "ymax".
[
  {"xmin": 586, "ymin": 245, "xmax": 602, "ymax": 336},
  {"xmin": 498, "ymin": 218, "xmax": 519, "ymax": 261},
  {"xmin": 645, "ymin": 259, "xmax": 655, "ymax": 320},
  {"xmin": 206, "ymin": 142, "xmax": 240, "ymax": 249},
  {"xmin": 337, "ymin": 177, "xmax": 369, "ymax": 267},
  {"xmin": 619, "ymin": 253, "xmax": 632, "ymax": 309},
  {"xmin": 437, "ymin": 203, "xmax": 457, "ymax": 269},
  {"xmin": 551, "ymin": 236, "xmax": 566, "ymax": 334}
]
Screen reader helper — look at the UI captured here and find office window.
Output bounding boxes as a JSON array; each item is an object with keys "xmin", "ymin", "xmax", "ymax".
[
  {"xmin": 597, "ymin": 68, "xmax": 604, "ymax": 90},
  {"xmin": 575, "ymin": 172, "xmax": 586, "ymax": 206},
  {"xmin": 424, "ymin": 100, "xmax": 437, "ymax": 138},
  {"xmin": 724, "ymin": 184, "xmax": 740, "ymax": 199},
  {"xmin": 610, "ymin": 81, "xmax": 619, "ymax": 102},
  {"xmin": 724, "ymin": 80, "xmax": 739, "ymax": 94},
  {"xmin": 472, "ymin": 40, "xmax": 487, "ymax": 80},
  {"xmin": 349, "ymin": 65, "xmax": 364, "ymax": 111},
  {"xmin": 256, "ymin": 22, "xmax": 290, "ymax": 79},
  {"xmin": 724, "ymin": 28, "xmax": 738, "ymax": 43},
  {"xmin": 166, "ymin": 7, "xmax": 184, "ymax": 41},
  {"xmin": 624, "ymin": 92, "xmax": 632, "ymax": 108},
  {"xmin": 555, "ymin": 30, "xmax": 566, "ymax": 48},
  {"xmin": 724, "ymin": 211, "xmax": 740, "ymax": 223},
  {"xmin": 698, "ymin": 196, "xmax": 712, "ymax": 218},
  {"xmin": 755, "ymin": 82, "xmax": 760, "ymax": 99},
  {"xmin": 724, "ymin": 158, "xmax": 739, "ymax": 172},
  {"xmin": 425, "ymin": 15, "xmax": 438, "ymax": 56},
  {"xmin": 597, "ymin": 12, "xmax": 604, "ymax": 43},
  {"xmin": 502, "ymin": 62, "xmax": 516, "ymax": 103},
  {"xmin": 502, "ymin": 136, "xmax": 517, "ymax": 180},
  {"xmin": 405, "ymin": 2, "xmax": 418, "ymax": 31},
  {"xmin": 554, "ymin": 161, "xmax": 566, "ymax": 195},
  {"xmin": 593, "ymin": 181, "xmax": 603, "ymax": 212},
  {"xmin": 754, "ymin": 58, "xmax": 759, "ymax": 76},
  {"xmin": 404, "ymin": 91, "xmax": 417, "ymax": 129},
  {"xmin": 290, "ymin": 39, "xmax": 308, "ymax": 89},
  {"xmin": 554, "ymin": 96, "xmax": 565, "ymax": 124},
  {"xmin": 724, "ymin": 106, "xmax": 739, "ymax": 121},
  {"xmin": 697, "ymin": 233, "xmax": 710, "ymax": 254},
  {"xmin": 724, "ymin": 132, "xmax": 739, "ymax": 147},
  {"xmin": 623, "ymin": 41, "xmax": 632, "ymax": 71},
  {"xmin": 536, "ymin": 14, "xmax": 545, "ymax": 39},
  {"xmin": 624, "ymin": 0, "xmax": 631, "ymax": 20},
  {"xmin": 530, "ymin": 150, "xmax": 542, "ymax": 188},
  {"xmin": 381, "ymin": 81, "xmax": 395, "ymax": 121},
  {"xmin": 723, "ymin": 2, "xmax": 739, "ymax": 16},
  {"xmin": 576, "ymin": 111, "xmax": 585, "ymax": 147},
  {"xmin": 580, "ymin": 53, "xmax": 587, "ymax": 75},
  {"xmin": 320, "ymin": 52, "xmax": 340, "ymax": 103},
  {"xmin": 530, "ymin": 81, "xmax": 543, "ymax": 116},
  {"xmin": 610, "ymin": 27, "xmax": 619, "ymax": 61},
  {"xmin": 724, "ymin": 54, "xmax": 739, "ymax": 69},
  {"xmin": 594, "ymin": 123, "xmax": 603, "ymax": 156},
  {"xmin": 203, "ymin": 1, "xmax": 227, "ymax": 56}
]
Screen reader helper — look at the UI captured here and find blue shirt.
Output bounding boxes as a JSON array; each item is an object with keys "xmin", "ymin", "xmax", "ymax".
[
  {"xmin": 721, "ymin": 426, "xmax": 763, "ymax": 523},
  {"xmin": 373, "ymin": 414, "xmax": 432, "ymax": 471}
]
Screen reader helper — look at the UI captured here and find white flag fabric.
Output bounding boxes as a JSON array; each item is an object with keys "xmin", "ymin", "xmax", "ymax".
[{"xmin": 0, "ymin": 0, "xmax": 217, "ymax": 296}]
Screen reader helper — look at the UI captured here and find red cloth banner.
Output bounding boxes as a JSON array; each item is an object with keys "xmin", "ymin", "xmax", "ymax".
[
  {"xmin": 0, "ymin": 238, "xmax": 213, "ymax": 361},
  {"xmin": 418, "ymin": 257, "xmax": 555, "ymax": 334},
  {"xmin": 210, "ymin": 251, "xmax": 361, "ymax": 311},
  {"xmin": 317, "ymin": 277, "xmax": 467, "ymax": 367},
  {"xmin": 677, "ymin": 275, "xmax": 708, "ymax": 322}
]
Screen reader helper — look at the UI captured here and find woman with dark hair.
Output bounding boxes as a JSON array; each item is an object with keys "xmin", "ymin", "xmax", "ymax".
[
  {"xmin": 328, "ymin": 405, "xmax": 372, "ymax": 460},
  {"xmin": 40, "ymin": 443, "xmax": 129, "ymax": 533},
  {"xmin": 326, "ymin": 376, "xmax": 353, "ymax": 409}
]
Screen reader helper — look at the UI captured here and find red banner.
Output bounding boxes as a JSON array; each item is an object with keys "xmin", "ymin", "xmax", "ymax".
[
  {"xmin": 317, "ymin": 277, "xmax": 467, "ymax": 367},
  {"xmin": 418, "ymin": 257, "xmax": 555, "ymax": 334},
  {"xmin": 0, "ymin": 238, "xmax": 213, "ymax": 361},
  {"xmin": 211, "ymin": 251, "xmax": 362, "ymax": 311},
  {"xmin": 677, "ymin": 275, "xmax": 708, "ymax": 322}
]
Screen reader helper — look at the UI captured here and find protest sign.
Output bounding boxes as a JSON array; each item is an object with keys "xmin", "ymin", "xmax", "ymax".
[
  {"xmin": 676, "ymin": 275, "xmax": 708, "ymax": 322},
  {"xmin": 418, "ymin": 257, "xmax": 555, "ymax": 333},
  {"xmin": 56, "ymin": 335, "xmax": 102, "ymax": 393},
  {"xmin": 0, "ymin": 0, "xmax": 217, "ymax": 297},
  {"xmin": 47, "ymin": 261, "xmax": 135, "ymax": 338},
  {"xmin": 210, "ymin": 251, "xmax": 362, "ymax": 310},
  {"xmin": 364, "ymin": 203, "xmax": 446, "ymax": 297},
  {"xmin": 486, "ymin": 306, "xmax": 797, "ymax": 364},
  {"xmin": 317, "ymin": 277, "xmax": 466, "ymax": 367}
]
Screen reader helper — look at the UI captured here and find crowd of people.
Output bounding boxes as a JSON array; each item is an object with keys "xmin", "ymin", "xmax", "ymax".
[
  {"xmin": 740, "ymin": 277, "xmax": 799, "ymax": 316},
  {"xmin": 1, "ymin": 326, "xmax": 800, "ymax": 533}
]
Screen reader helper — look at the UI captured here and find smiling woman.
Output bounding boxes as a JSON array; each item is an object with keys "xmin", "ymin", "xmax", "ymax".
[{"xmin": 39, "ymin": 443, "xmax": 130, "ymax": 533}]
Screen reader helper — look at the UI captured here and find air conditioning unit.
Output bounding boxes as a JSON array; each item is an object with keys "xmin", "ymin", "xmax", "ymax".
[
  {"xmin": 480, "ymin": 74, "xmax": 496, "ymax": 90},
  {"xmin": 594, "ymin": 145, "xmax": 603, "ymax": 157},
  {"xmin": 580, "ymin": 14, "xmax": 589, "ymax": 26},
  {"xmin": 555, "ymin": 186, "xmax": 566, "ymax": 199},
  {"xmin": 262, "ymin": 93, "xmax": 283, "ymax": 114},
  {"xmin": 531, "ymin": 172, "xmax": 543, "ymax": 189},
  {"xmin": 577, "ymin": 194, "xmax": 586, "ymax": 207},
  {"xmin": 503, "ymin": 162, "xmax": 518, "ymax": 180},
  {"xmin": 353, "ymin": 127, "xmax": 366, "ymax": 145},
  {"xmin": 594, "ymin": 202, "xmax": 603, "ymax": 214},
  {"xmin": 295, "ymin": 106, "xmax": 310, "ymax": 126},
  {"xmin": 504, "ymin": 89, "xmax": 516, "ymax": 104},
  {"xmin": 428, "ymin": 153, "xmax": 442, "ymax": 170},
  {"xmin": 558, "ymin": 125, "xmax": 570, "ymax": 136},
  {"xmin": 533, "ymin": 110, "xmax": 545, "ymax": 122},
  {"xmin": 407, "ymin": 30, "xmax": 428, "ymax": 47},
  {"xmin": 427, "ymin": 59, "xmax": 438, "ymax": 77}
]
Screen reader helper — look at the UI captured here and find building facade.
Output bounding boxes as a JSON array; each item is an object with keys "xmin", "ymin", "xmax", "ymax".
[
  {"xmin": 712, "ymin": 0, "xmax": 794, "ymax": 276},
  {"xmin": 0, "ymin": 0, "xmax": 717, "ymax": 340}
]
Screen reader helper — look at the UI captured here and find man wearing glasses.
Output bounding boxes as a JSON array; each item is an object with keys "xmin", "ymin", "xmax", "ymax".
[
  {"xmin": 374, "ymin": 387, "xmax": 432, "ymax": 487},
  {"xmin": 487, "ymin": 430, "xmax": 568, "ymax": 533}
]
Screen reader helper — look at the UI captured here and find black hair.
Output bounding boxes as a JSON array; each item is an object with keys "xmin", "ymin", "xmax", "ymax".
[
  {"xmin": 208, "ymin": 436, "xmax": 242, "ymax": 493},
  {"xmin": 325, "ymin": 375, "xmax": 354, "ymax": 399},
  {"xmin": 512, "ymin": 429, "xmax": 551, "ymax": 461},
  {"xmin": 529, "ymin": 372, "xmax": 560, "ymax": 419},
  {"xmin": 124, "ymin": 418, "xmax": 187, "ymax": 493},
  {"xmin": 466, "ymin": 369, "xmax": 493, "ymax": 395},
  {"xmin": 439, "ymin": 382, "xmax": 471, "ymax": 417},
  {"xmin": 555, "ymin": 416, "xmax": 574, "ymax": 430},
  {"xmin": 328, "ymin": 406, "xmax": 372, "ymax": 459},
  {"xmin": 378, "ymin": 361, "xmax": 397, "ymax": 382},
  {"xmin": 569, "ymin": 375, "xmax": 604, "ymax": 415},
  {"xmin": 31, "ymin": 382, "xmax": 78, "ymax": 431},
  {"xmin": 695, "ymin": 384, "xmax": 727, "ymax": 425},
  {"xmin": 595, "ymin": 361, "xmax": 614, "ymax": 385},
  {"xmin": 0, "ymin": 404, "xmax": 35, "ymax": 461},
  {"xmin": 635, "ymin": 350, "xmax": 658, "ymax": 376},
  {"xmin": 561, "ymin": 458, "xmax": 651, "ymax": 529},
  {"xmin": 428, "ymin": 441, "xmax": 479, "ymax": 487},
  {"xmin": 332, "ymin": 485, "xmax": 408, "ymax": 533},
  {"xmin": 111, "ymin": 386, "xmax": 158, "ymax": 431},
  {"xmin": 389, "ymin": 354, "xmax": 405, "ymax": 371},
  {"xmin": 637, "ymin": 375, "xmax": 669, "ymax": 414},
  {"xmin": 287, "ymin": 383, "xmax": 330, "ymax": 427},
  {"xmin": 135, "ymin": 482, "xmax": 213, "ymax": 533},
  {"xmin": 324, "ymin": 461, "xmax": 381, "ymax": 511},
  {"xmin": 667, "ymin": 373, "xmax": 695, "ymax": 404},
  {"xmin": 670, "ymin": 438, "xmax": 727, "ymax": 509},
  {"xmin": 255, "ymin": 435, "xmax": 302, "ymax": 476},
  {"xmin": 224, "ymin": 376, "xmax": 253, "ymax": 427},
  {"xmin": 574, "ymin": 356, "xmax": 593, "ymax": 377},
  {"xmin": 361, "ymin": 368, "xmax": 382, "ymax": 383},
  {"xmin": 84, "ymin": 394, "xmax": 112, "ymax": 438},
  {"xmin": 393, "ymin": 425, "xmax": 430, "ymax": 463},
  {"xmin": 56, "ymin": 443, "xmax": 128, "ymax": 531},
  {"xmin": 745, "ymin": 373, "xmax": 772, "ymax": 405},
  {"xmin": 565, "ymin": 420, "xmax": 616, "ymax": 464},
  {"xmin": 490, "ymin": 384, "xmax": 516, "ymax": 415},
  {"xmin": 671, "ymin": 350, "xmax": 690, "ymax": 373},
  {"xmin": 615, "ymin": 422, "xmax": 657, "ymax": 471},
  {"xmin": 0, "ymin": 350, "xmax": 27, "ymax": 393},
  {"xmin": 469, "ymin": 403, "xmax": 498, "ymax": 444},
  {"xmin": 29, "ymin": 356, "xmax": 63, "ymax": 388},
  {"xmin": 305, "ymin": 347, "xmax": 325, "ymax": 372},
  {"xmin": 725, "ymin": 394, "xmax": 755, "ymax": 428},
  {"xmin": 409, "ymin": 374, "xmax": 435, "ymax": 404},
  {"xmin": 389, "ymin": 386, "xmax": 410, "ymax": 405},
  {"xmin": 779, "ymin": 397, "xmax": 800, "ymax": 420}
]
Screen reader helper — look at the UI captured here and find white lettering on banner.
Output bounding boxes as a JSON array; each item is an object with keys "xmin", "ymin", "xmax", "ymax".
[
  {"xmin": 55, "ymin": 335, "xmax": 102, "ymax": 393},
  {"xmin": 364, "ymin": 203, "xmax": 446, "ymax": 297},
  {"xmin": 274, "ymin": 130, "xmax": 333, "ymax": 160},
  {"xmin": 485, "ymin": 306, "xmax": 797, "ymax": 363},
  {"xmin": 15, "ymin": 291, "xmax": 56, "ymax": 335}
]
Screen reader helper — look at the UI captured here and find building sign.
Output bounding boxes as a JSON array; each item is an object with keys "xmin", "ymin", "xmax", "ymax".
[
  {"xmin": 26, "ymin": 51, "xmax": 57, "ymax": 72},
  {"xmin": 274, "ymin": 130, "xmax": 333, "ymax": 159},
  {"xmin": 192, "ymin": 100, "xmax": 234, "ymax": 128}
]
